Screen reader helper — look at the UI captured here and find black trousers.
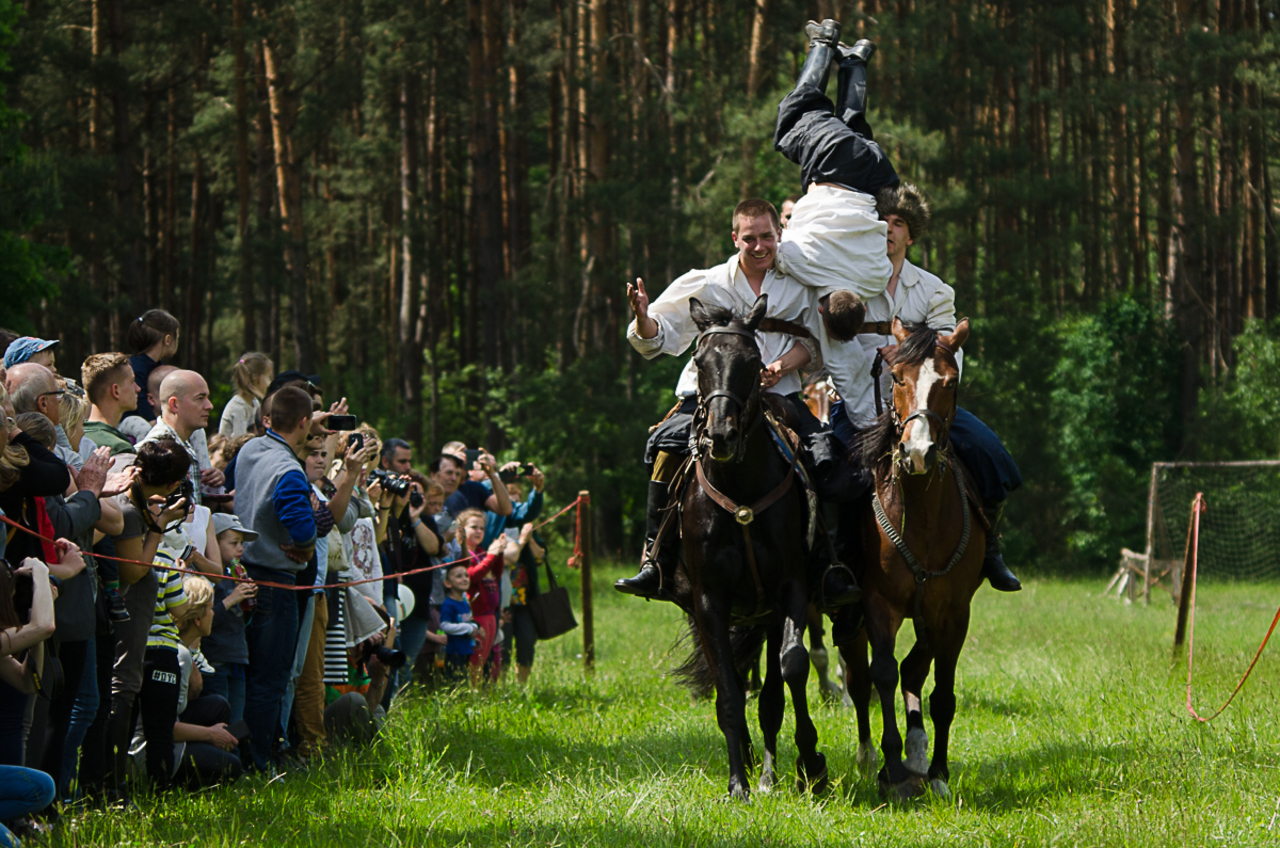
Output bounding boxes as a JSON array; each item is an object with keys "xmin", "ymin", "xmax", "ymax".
[
  {"xmin": 26, "ymin": 638, "xmax": 87, "ymax": 789},
  {"xmin": 644, "ymin": 393, "xmax": 871, "ymax": 504},
  {"xmin": 138, "ymin": 648, "xmax": 182, "ymax": 786},
  {"xmin": 774, "ymin": 81, "xmax": 898, "ymax": 194},
  {"xmin": 174, "ymin": 694, "xmax": 242, "ymax": 789}
]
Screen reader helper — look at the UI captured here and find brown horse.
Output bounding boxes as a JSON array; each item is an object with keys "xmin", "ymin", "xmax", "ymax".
[{"xmin": 838, "ymin": 317, "xmax": 986, "ymax": 801}]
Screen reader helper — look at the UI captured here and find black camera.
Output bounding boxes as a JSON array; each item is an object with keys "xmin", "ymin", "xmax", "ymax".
[
  {"xmin": 367, "ymin": 468, "xmax": 410, "ymax": 498},
  {"xmin": 165, "ymin": 479, "xmax": 195, "ymax": 514},
  {"xmin": 409, "ymin": 490, "xmax": 424, "ymax": 510},
  {"xmin": 498, "ymin": 463, "xmax": 537, "ymax": 484},
  {"xmin": 361, "ymin": 642, "xmax": 406, "ymax": 670}
]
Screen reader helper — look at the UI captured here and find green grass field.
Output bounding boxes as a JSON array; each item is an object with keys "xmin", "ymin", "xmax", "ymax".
[{"xmin": 53, "ymin": 566, "xmax": 1280, "ymax": 847}]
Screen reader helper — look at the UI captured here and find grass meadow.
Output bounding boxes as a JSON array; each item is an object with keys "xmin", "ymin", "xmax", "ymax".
[{"xmin": 51, "ymin": 564, "xmax": 1280, "ymax": 847}]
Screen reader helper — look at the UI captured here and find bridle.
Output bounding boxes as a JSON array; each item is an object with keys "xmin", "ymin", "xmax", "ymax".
[
  {"xmin": 693, "ymin": 325, "xmax": 764, "ymax": 464},
  {"xmin": 876, "ymin": 338, "xmax": 960, "ymax": 477}
]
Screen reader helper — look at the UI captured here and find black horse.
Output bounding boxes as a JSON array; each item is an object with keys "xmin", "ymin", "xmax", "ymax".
[{"xmin": 671, "ymin": 294, "xmax": 828, "ymax": 801}]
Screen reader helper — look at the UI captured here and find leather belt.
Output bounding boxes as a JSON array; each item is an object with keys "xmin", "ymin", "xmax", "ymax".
[{"xmin": 858, "ymin": 320, "xmax": 894, "ymax": 335}]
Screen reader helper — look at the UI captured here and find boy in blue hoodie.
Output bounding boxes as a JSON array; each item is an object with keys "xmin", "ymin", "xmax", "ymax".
[{"xmin": 439, "ymin": 562, "xmax": 483, "ymax": 684}]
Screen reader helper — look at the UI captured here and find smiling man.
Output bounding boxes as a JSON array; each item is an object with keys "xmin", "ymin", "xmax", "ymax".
[{"xmin": 618, "ymin": 198, "xmax": 866, "ymax": 605}]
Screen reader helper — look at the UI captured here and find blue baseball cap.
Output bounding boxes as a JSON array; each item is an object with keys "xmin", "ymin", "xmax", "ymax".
[{"xmin": 4, "ymin": 337, "xmax": 60, "ymax": 369}]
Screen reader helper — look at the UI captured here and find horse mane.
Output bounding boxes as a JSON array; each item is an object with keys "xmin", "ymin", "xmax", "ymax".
[
  {"xmin": 851, "ymin": 322, "xmax": 938, "ymax": 473},
  {"xmin": 697, "ymin": 301, "xmax": 745, "ymax": 331}
]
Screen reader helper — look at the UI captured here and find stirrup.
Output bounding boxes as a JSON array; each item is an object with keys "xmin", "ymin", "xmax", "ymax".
[{"xmin": 819, "ymin": 561, "xmax": 861, "ymax": 612}]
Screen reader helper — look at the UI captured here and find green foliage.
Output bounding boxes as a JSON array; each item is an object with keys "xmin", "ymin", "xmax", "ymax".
[
  {"xmin": 1193, "ymin": 319, "xmax": 1280, "ymax": 461},
  {"xmin": 0, "ymin": 0, "xmax": 63, "ymax": 330},
  {"xmin": 1050, "ymin": 297, "xmax": 1182, "ymax": 567}
]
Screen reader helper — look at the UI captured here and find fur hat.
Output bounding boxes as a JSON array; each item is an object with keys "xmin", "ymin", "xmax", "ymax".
[{"xmin": 875, "ymin": 182, "xmax": 931, "ymax": 240}]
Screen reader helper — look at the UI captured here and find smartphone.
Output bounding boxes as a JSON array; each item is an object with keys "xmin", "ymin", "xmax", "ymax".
[
  {"xmin": 227, "ymin": 720, "xmax": 252, "ymax": 743},
  {"xmin": 464, "ymin": 448, "xmax": 482, "ymax": 468},
  {"xmin": 329, "ymin": 414, "xmax": 357, "ymax": 431},
  {"xmin": 347, "ymin": 432, "xmax": 365, "ymax": 452}
]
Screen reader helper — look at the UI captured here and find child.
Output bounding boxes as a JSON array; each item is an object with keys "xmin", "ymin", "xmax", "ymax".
[
  {"xmin": 219, "ymin": 353, "xmax": 273, "ymax": 437},
  {"xmin": 439, "ymin": 562, "xmax": 482, "ymax": 684},
  {"xmin": 201, "ymin": 513, "xmax": 259, "ymax": 723},
  {"xmin": 125, "ymin": 309, "xmax": 181, "ymax": 422},
  {"xmin": 456, "ymin": 508, "xmax": 507, "ymax": 686}
]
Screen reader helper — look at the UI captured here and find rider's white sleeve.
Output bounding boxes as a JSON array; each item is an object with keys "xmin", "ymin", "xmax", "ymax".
[{"xmin": 626, "ymin": 267, "xmax": 720, "ymax": 361}]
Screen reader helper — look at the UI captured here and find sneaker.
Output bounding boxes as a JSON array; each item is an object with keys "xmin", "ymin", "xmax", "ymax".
[{"xmin": 105, "ymin": 587, "xmax": 130, "ymax": 623}]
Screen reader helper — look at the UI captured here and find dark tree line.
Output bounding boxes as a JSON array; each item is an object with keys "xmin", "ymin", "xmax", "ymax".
[{"xmin": 2, "ymin": 0, "xmax": 1278, "ymax": 567}]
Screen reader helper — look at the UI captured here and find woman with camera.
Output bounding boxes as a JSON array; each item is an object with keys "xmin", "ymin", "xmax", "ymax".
[
  {"xmin": 377, "ymin": 470, "xmax": 441, "ymax": 695},
  {"xmin": 101, "ymin": 437, "xmax": 194, "ymax": 793}
]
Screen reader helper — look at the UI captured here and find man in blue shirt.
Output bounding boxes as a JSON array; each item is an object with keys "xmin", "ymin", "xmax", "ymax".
[{"xmin": 233, "ymin": 386, "xmax": 325, "ymax": 770}]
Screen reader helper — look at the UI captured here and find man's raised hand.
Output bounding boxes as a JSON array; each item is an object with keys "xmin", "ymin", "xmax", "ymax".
[{"xmin": 628, "ymin": 278, "xmax": 659, "ymax": 340}]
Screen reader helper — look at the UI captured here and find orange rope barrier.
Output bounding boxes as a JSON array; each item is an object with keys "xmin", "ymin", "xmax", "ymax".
[
  {"xmin": 1, "ymin": 496, "xmax": 584, "ymax": 592},
  {"xmin": 1182, "ymin": 492, "xmax": 1280, "ymax": 722}
]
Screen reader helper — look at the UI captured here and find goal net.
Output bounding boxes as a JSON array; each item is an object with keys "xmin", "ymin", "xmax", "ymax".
[{"xmin": 1150, "ymin": 461, "xmax": 1280, "ymax": 582}]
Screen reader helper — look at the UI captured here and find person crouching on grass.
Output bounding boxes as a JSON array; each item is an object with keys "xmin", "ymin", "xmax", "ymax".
[
  {"xmin": 439, "ymin": 562, "xmax": 482, "ymax": 686},
  {"xmin": 455, "ymin": 509, "xmax": 506, "ymax": 687}
]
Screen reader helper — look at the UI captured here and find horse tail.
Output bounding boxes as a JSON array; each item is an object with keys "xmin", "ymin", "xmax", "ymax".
[{"xmin": 671, "ymin": 616, "xmax": 768, "ymax": 700}]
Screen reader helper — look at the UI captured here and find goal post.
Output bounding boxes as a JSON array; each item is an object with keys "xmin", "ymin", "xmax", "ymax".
[{"xmin": 1117, "ymin": 460, "xmax": 1280, "ymax": 605}]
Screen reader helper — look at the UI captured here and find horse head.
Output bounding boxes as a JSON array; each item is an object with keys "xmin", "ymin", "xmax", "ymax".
[
  {"xmin": 689, "ymin": 294, "xmax": 768, "ymax": 463},
  {"xmin": 888, "ymin": 316, "xmax": 970, "ymax": 475}
]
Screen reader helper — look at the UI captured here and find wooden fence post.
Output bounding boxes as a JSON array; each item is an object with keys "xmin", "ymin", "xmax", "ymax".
[{"xmin": 578, "ymin": 490, "xmax": 594, "ymax": 673}]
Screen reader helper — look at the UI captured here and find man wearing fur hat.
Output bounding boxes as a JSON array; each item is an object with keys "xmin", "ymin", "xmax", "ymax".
[{"xmin": 824, "ymin": 182, "xmax": 1024, "ymax": 593}]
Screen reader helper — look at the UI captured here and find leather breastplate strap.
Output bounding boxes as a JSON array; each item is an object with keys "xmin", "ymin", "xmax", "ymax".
[
  {"xmin": 858, "ymin": 320, "xmax": 895, "ymax": 335},
  {"xmin": 695, "ymin": 454, "xmax": 798, "ymax": 613}
]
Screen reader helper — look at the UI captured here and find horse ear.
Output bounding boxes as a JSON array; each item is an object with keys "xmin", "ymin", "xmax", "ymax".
[
  {"xmin": 689, "ymin": 297, "xmax": 712, "ymax": 331},
  {"xmin": 941, "ymin": 318, "xmax": 970, "ymax": 350},
  {"xmin": 744, "ymin": 294, "xmax": 768, "ymax": 332},
  {"xmin": 891, "ymin": 316, "xmax": 908, "ymax": 343}
]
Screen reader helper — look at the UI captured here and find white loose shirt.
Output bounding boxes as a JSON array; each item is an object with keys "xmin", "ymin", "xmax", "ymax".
[
  {"xmin": 825, "ymin": 258, "xmax": 962, "ymax": 428},
  {"xmin": 627, "ymin": 254, "xmax": 812, "ymax": 399},
  {"xmin": 776, "ymin": 185, "xmax": 893, "ymax": 301}
]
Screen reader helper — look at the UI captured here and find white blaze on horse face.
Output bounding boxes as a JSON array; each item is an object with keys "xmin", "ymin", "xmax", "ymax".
[{"xmin": 903, "ymin": 359, "xmax": 941, "ymax": 473}]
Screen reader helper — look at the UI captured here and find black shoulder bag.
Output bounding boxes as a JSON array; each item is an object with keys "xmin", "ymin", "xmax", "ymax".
[{"xmin": 527, "ymin": 557, "xmax": 578, "ymax": 640}]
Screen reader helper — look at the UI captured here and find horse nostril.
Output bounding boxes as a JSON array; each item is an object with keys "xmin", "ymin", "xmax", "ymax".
[
  {"xmin": 725, "ymin": 427, "xmax": 739, "ymax": 443},
  {"xmin": 925, "ymin": 445, "xmax": 937, "ymax": 467}
]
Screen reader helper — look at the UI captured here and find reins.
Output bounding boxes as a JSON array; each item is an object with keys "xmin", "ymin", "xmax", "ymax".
[
  {"xmin": 688, "ymin": 323, "xmax": 798, "ymax": 619},
  {"xmin": 872, "ymin": 337, "xmax": 971, "ymax": 651}
]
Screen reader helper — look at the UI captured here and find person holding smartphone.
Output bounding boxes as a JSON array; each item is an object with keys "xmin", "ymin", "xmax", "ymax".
[{"xmin": 438, "ymin": 443, "xmax": 513, "ymax": 519}]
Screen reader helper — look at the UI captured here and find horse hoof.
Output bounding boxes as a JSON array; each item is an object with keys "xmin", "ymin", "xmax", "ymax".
[
  {"xmin": 729, "ymin": 785, "xmax": 751, "ymax": 803},
  {"xmin": 878, "ymin": 772, "xmax": 926, "ymax": 801},
  {"xmin": 855, "ymin": 740, "xmax": 878, "ymax": 779},
  {"xmin": 796, "ymin": 753, "xmax": 829, "ymax": 795},
  {"xmin": 930, "ymin": 778, "xmax": 950, "ymax": 799},
  {"xmin": 904, "ymin": 727, "xmax": 929, "ymax": 776}
]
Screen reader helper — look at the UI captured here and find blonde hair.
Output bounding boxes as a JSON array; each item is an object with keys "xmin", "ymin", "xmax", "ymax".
[
  {"xmin": 57, "ymin": 379, "xmax": 89, "ymax": 434},
  {"xmin": 181, "ymin": 575, "xmax": 215, "ymax": 623},
  {"xmin": 454, "ymin": 508, "xmax": 486, "ymax": 547},
  {"xmin": 231, "ymin": 352, "xmax": 273, "ymax": 401},
  {"xmin": 0, "ymin": 383, "xmax": 30, "ymax": 491}
]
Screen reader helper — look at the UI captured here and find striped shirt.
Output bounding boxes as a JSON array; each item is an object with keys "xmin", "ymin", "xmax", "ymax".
[{"xmin": 147, "ymin": 560, "xmax": 188, "ymax": 651}]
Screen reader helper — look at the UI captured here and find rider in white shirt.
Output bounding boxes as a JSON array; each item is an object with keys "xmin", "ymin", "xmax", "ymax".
[
  {"xmin": 824, "ymin": 183, "xmax": 1024, "ymax": 592},
  {"xmin": 617, "ymin": 198, "xmax": 866, "ymax": 605}
]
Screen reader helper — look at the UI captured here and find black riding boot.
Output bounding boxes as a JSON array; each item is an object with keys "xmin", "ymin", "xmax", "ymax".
[
  {"xmin": 615, "ymin": 480, "xmax": 675, "ymax": 599},
  {"xmin": 834, "ymin": 39, "xmax": 876, "ymax": 138},
  {"xmin": 795, "ymin": 19, "xmax": 841, "ymax": 92},
  {"xmin": 981, "ymin": 500, "xmax": 1022, "ymax": 592}
]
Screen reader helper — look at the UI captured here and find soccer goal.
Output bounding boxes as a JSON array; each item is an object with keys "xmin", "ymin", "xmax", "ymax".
[{"xmin": 1109, "ymin": 460, "xmax": 1280, "ymax": 604}]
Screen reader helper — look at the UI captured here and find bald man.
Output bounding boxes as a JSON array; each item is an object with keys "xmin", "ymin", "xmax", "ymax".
[{"xmin": 138, "ymin": 368, "xmax": 224, "ymax": 500}]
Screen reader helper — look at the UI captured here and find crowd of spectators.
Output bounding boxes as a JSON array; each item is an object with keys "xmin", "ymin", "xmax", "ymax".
[{"xmin": 0, "ymin": 312, "xmax": 554, "ymax": 841}]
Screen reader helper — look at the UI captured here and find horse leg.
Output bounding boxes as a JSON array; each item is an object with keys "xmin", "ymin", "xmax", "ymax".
[
  {"xmin": 778, "ymin": 580, "xmax": 827, "ymax": 794},
  {"xmin": 926, "ymin": 610, "xmax": 970, "ymax": 799},
  {"xmin": 696, "ymin": 600, "xmax": 753, "ymax": 801},
  {"xmin": 807, "ymin": 605, "xmax": 837, "ymax": 704},
  {"xmin": 899, "ymin": 639, "xmax": 934, "ymax": 778},
  {"xmin": 866, "ymin": 605, "xmax": 920, "ymax": 799},
  {"xmin": 839, "ymin": 630, "xmax": 877, "ymax": 779},
  {"xmin": 757, "ymin": 623, "xmax": 784, "ymax": 793}
]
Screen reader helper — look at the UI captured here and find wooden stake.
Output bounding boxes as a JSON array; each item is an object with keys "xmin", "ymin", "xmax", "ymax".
[{"xmin": 578, "ymin": 490, "xmax": 594, "ymax": 673}]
